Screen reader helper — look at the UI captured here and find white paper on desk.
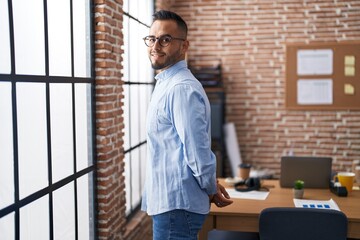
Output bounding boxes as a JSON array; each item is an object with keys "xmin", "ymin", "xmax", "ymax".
[
  {"xmin": 293, "ymin": 198, "xmax": 340, "ymax": 211},
  {"xmin": 226, "ymin": 188, "xmax": 269, "ymax": 200}
]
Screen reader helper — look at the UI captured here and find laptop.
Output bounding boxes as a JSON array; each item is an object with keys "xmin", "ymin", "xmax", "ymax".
[{"xmin": 280, "ymin": 156, "xmax": 332, "ymax": 188}]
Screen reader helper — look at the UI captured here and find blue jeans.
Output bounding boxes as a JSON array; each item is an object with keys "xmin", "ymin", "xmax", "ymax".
[{"xmin": 152, "ymin": 210, "xmax": 207, "ymax": 240}]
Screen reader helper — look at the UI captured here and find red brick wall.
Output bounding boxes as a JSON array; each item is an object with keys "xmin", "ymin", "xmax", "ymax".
[
  {"xmin": 158, "ymin": 0, "xmax": 360, "ymax": 177},
  {"xmin": 93, "ymin": 0, "xmax": 360, "ymax": 238},
  {"xmin": 94, "ymin": 0, "xmax": 151, "ymax": 239}
]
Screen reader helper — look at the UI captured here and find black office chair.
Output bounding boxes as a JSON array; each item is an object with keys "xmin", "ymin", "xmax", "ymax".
[
  {"xmin": 259, "ymin": 207, "xmax": 348, "ymax": 240},
  {"xmin": 208, "ymin": 230, "xmax": 259, "ymax": 240}
]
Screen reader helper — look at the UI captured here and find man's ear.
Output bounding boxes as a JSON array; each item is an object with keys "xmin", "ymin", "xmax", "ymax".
[{"xmin": 181, "ymin": 40, "xmax": 190, "ymax": 54}]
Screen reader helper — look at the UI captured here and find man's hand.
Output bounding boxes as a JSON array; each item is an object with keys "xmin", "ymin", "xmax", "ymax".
[{"xmin": 209, "ymin": 182, "xmax": 233, "ymax": 208}]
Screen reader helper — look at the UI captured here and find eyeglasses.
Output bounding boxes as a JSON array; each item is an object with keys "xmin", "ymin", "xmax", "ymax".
[{"xmin": 143, "ymin": 35, "xmax": 186, "ymax": 47}]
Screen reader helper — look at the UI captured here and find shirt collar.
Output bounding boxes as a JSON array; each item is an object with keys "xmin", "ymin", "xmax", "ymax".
[{"xmin": 155, "ymin": 60, "xmax": 187, "ymax": 83}]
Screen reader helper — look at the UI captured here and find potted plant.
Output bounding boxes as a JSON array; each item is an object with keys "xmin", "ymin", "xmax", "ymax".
[{"xmin": 293, "ymin": 179, "xmax": 305, "ymax": 199}]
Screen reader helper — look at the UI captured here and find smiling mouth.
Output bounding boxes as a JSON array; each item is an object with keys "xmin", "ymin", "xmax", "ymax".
[
  {"xmin": 151, "ymin": 51, "xmax": 165, "ymax": 56},
  {"xmin": 151, "ymin": 52, "xmax": 165, "ymax": 61}
]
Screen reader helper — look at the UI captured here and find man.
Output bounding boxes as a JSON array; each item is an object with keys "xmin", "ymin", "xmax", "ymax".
[{"xmin": 141, "ymin": 10, "xmax": 233, "ymax": 240}]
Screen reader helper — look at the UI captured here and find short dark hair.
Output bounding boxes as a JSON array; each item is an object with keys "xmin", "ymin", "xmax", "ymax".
[{"xmin": 152, "ymin": 10, "xmax": 188, "ymax": 37}]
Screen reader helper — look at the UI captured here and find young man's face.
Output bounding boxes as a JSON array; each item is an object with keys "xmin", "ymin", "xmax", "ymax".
[{"xmin": 147, "ymin": 20, "xmax": 188, "ymax": 71}]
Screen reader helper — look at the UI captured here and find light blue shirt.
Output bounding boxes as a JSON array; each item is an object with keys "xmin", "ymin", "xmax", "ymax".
[{"xmin": 141, "ymin": 60, "xmax": 217, "ymax": 216}]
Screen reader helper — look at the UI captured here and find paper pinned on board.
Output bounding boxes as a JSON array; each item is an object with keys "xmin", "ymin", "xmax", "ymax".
[
  {"xmin": 345, "ymin": 55, "xmax": 355, "ymax": 66},
  {"xmin": 297, "ymin": 49, "xmax": 333, "ymax": 75},
  {"xmin": 344, "ymin": 84, "xmax": 355, "ymax": 95},
  {"xmin": 297, "ymin": 79, "xmax": 333, "ymax": 105},
  {"xmin": 345, "ymin": 66, "xmax": 355, "ymax": 76},
  {"xmin": 293, "ymin": 198, "xmax": 340, "ymax": 211}
]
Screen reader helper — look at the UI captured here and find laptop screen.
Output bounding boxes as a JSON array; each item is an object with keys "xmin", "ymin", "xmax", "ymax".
[{"xmin": 280, "ymin": 156, "xmax": 332, "ymax": 188}]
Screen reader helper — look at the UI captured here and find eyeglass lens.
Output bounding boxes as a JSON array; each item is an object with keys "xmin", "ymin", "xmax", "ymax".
[{"xmin": 144, "ymin": 35, "xmax": 173, "ymax": 47}]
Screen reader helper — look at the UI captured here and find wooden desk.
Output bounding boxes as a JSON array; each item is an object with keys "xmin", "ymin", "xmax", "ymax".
[{"xmin": 199, "ymin": 179, "xmax": 360, "ymax": 240}]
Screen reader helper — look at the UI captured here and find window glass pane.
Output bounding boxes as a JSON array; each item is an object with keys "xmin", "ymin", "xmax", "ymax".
[
  {"xmin": 77, "ymin": 173, "xmax": 94, "ymax": 240},
  {"xmin": 122, "ymin": 16, "xmax": 129, "ymax": 82},
  {"xmin": 130, "ymin": 86, "xmax": 140, "ymax": 146},
  {"xmin": 0, "ymin": 0, "xmax": 11, "ymax": 74},
  {"xmin": 73, "ymin": 0, "xmax": 91, "ymax": 77},
  {"xmin": 123, "ymin": 0, "xmax": 129, "ymax": 13},
  {"xmin": 48, "ymin": 0, "xmax": 71, "ymax": 76},
  {"xmin": 128, "ymin": 0, "xmax": 139, "ymax": 20},
  {"xmin": 129, "ymin": 20, "xmax": 140, "ymax": 83},
  {"xmin": 123, "ymin": 0, "xmax": 154, "ymax": 217},
  {"xmin": 131, "ymin": 148, "xmax": 140, "ymax": 209},
  {"xmin": 12, "ymin": 0, "xmax": 45, "ymax": 75},
  {"xmin": 0, "ymin": 82, "xmax": 14, "ymax": 209},
  {"xmin": 123, "ymin": 84, "xmax": 129, "ymax": 150},
  {"xmin": 139, "ymin": 85, "xmax": 151, "ymax": 142},
  {"xmin": 53, "ymin": 183, "xmax": 75, "ymax": 239},
  {"xmin": 0, "ymin": 212, "xmax": 15, "ymax": 239},
  {"xmin": 140, "ymin": 144, "xmax": 147, "ymax": 194},
  {"xmin": 124, "ymin": 153, "xmax": 131, "ymax": 216},
  {"xmin": 138, "ymin": 0, "xmax": 153, "ymax": 26},
  {"xmin": 20, "ymin": 196, "xmax": 49, "ymax": 240},
  {"xmin": 139, "ymin": 25, "xmax": 153, "ymax": 83},
  {"xmin": 125, "ymin": 0, "xmax": 153, "ymax": 25},
  {"xmin": 122, "ymin": 15, "xmax": 129, "ymax": 152},
  {"xmin": 3, "ymin": 0, "xmax": 94, "ymax": 238},
  {"xmin": 50, "ymin": 83, "xmax": 74, "ymax": 182},
  {"xmin": 75, "ymin": 83, "xmax": 93, "ymax": 170},
  {"xmin": 17, "ymin": 83, "xmax": 48, "ymax": 199}
]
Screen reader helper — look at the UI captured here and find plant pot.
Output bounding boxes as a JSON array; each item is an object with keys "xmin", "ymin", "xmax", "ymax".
[{"xmin": 293, "ymin": 189, "xmax": 304, "ymax": 199}]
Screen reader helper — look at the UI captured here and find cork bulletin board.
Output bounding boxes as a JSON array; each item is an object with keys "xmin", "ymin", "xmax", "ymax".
[{"xmin": 286, "ymin": 41, "xmax": 360, "ymax": 110}]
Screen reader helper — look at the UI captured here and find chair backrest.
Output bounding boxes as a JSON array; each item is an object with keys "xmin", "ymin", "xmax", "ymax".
[{"xmin": 259, "ymin": 207, "xmax": 348, "ymax": 240}]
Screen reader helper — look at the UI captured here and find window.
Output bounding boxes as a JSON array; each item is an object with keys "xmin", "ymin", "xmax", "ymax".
[
  {"xmin": 0, "ymin": 0, "xmax": 95, "ymax": 239},
  {"xmin": 122, "ymin": 0, "xmax": 154, "ymax": 216}
]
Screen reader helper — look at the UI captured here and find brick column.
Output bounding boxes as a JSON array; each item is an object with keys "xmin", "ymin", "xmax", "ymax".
[{"xmin": 94, "ymin": 0, "xmax": 126, "ymax": 239}]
